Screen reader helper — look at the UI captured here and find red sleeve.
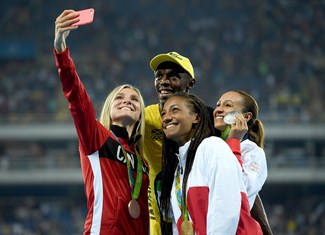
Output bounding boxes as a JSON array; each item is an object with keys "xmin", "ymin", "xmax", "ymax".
[
  {"xmin": 226, "ymin": 138, "xmax": 243, "ymax": 167},
  {"xmin": 54, "ymin": 48, "xmax": 109, "ymax": 155}
]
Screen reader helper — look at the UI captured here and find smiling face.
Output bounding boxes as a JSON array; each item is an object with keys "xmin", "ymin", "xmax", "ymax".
[
  {"xmin": 213, "ymin": 91, "xmax": 245, "ymax": 131},
  {"xmin": 154, "ymin": 62, "xmax": 195, "ymax": 103},
  {"xmin": 161, "ymin": 96, "xmax": 199, "ymax": 146},
  {"xmin": 110, "ymin": 88, "xmax": 141, "ymax": 127}
]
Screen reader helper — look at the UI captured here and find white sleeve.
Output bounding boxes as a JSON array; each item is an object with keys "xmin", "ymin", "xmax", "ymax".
[
  {"xmin": 241, "ymin": 140, "xmax": 268, "ymax": 209},
  {"xmin": 199, "ymin": 137, "xmax": 242, "ymax": 234}
]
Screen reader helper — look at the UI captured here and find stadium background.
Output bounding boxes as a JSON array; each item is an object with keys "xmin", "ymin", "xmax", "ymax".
[{"xmin": 0, "ymin": 0, "xmax": 324, "ymax": 234}]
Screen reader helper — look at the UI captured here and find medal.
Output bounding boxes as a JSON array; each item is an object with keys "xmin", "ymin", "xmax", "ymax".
[
  {"xmin": 128, "ymin": 199, "xmax": 140, "ymax": 219},
  {"xmin": 224, "ymin": 111, "xmax": 240, "ymax": 124},
  {"xmin": 175, "ymin": 163, "xmax": 194, "ymax": 235},
  {"xmin": 111, "ymin": 131, "xmax": 144, "ymax": 219},
  {"xmin": 181, "ymin": 219, "xmax": 194, "ymax": 235}
]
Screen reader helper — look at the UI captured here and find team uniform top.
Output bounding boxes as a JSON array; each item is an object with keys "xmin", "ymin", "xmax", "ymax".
[
  {"xmin": 54, "ymin": 48, "xmax": 149, "ymax": 235},
  {"xmin": 170, "ymin": 137, "xmax": 262, "ymax": 235},
  {"xmin": 143, "ymin": 103, "xmax": 163, "ymax": 234},
  {"xmin": 241, "ymin": 139, "xmax": 268, "ymax": 209},
  {"xmin": 225, "ymin": 138, "xmax": 268, "ymax": 210}
]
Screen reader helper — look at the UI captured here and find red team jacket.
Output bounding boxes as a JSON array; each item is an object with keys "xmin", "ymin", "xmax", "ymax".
[{"xmin": 54, "ymin": 48, "xmax": 149, "ymax": 235}]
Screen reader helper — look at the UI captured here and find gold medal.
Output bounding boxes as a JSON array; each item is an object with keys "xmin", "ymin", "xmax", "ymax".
[
  {"xmin": 181, "ymin": 219, "xmax": 194, "ymax": 235},
  {"xmin": 128, "ymin": 199, "xmax": 140, "ymax": 219}
]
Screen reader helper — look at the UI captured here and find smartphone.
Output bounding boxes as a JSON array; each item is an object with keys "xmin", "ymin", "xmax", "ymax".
[{"xmin": 72, "ymin": 8, "xmax": 95, "ymax": 26}]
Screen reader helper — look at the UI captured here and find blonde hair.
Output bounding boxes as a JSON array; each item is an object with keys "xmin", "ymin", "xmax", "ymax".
[{"xmin": 99, "ymin": 84, "xmax": 146, "ymax": 152}]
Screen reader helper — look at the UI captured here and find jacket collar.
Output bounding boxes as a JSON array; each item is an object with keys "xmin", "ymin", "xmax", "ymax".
[
  {"xmin": 176, "ymin": 140, "xmax": 191, "ymax": 170},
  {"xmin": 110, "ymin": 124, "xmax": 142, "ymax": 145},
  {"xmin": 110, "ymin": 125, "xmax": 129, "ymax": 140}
]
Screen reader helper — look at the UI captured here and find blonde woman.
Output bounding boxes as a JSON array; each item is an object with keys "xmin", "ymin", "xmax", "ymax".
[{"xmin": 54, "ymin": 9, "xmax": 149, "ymax": 235}]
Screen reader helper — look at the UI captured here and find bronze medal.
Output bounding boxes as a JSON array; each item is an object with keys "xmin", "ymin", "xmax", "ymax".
[
  {"xmin": 181, "ymin": 219, "xmax": 194, "ymax": 235},
  {"xmin": 128, "ymin": 199, "xmax": 140, "ymax": 219}
]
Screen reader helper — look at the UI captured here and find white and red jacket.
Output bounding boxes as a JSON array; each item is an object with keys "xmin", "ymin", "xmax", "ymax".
[
  {"xmin": 170, "ymin": 137, "xmax": 262, "ymax": 234},
  {"xmin": 54, "ymin": 48, "xmax": 149, "ymax": 235},
  {"xmin": 226, "ymin": 138, "xmax": 268, "ymax": 209}
]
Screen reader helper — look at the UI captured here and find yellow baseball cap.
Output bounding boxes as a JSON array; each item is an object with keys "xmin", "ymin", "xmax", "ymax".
[{"xmin": 150, "ymin": 52, "xmax": 194, "ymax": 78}]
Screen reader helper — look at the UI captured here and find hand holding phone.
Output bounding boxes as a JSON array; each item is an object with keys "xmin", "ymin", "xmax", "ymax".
[{"xmin": 72, "ymin": 8, "xmax": 95, "ymax": 26}]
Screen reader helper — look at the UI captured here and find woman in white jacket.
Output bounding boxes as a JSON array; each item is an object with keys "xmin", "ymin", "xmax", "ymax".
[
  {"xmin": 213, "ymin": 90, "xmax": 272, "ymax": 234},
  {"xmin": 159, "ymin": 92, "xmax": 262, "ymax": 235}
]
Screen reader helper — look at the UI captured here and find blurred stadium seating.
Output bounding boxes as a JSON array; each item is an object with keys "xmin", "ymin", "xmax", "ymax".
[{"xmin": 0, "ymin": 0, "xmax": 324, "ymax": 234}]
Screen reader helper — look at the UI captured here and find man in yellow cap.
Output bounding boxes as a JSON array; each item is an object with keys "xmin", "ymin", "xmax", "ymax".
[{"xmin": 144, "ymin": 51, "xmax": 197, "ymax": 235}]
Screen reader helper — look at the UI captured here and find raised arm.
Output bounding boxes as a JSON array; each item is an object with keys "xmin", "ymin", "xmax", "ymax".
[
  {"xmin": 53, "ymin": 10, "xmax": 108, "ymax": 155},
  {"xmin": 226, "ymin": 114, "xmax": 272, "ymax": 233},
  {"xmin": 54, "ymin": 9, "xmax": 79, "ymax": 53},
  {"xmin": 225, "ymin": 113, "xmax": 248, "ymax": 166}
]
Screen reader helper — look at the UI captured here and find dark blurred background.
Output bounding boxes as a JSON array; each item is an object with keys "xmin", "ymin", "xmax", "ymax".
[{"xmin": 0, "ymin": 0, "xmax": 324, "ymax": 234}]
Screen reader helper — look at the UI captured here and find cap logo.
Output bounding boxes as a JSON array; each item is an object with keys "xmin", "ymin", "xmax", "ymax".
[{"xmin": 168, "ymin": 52, "xmax": 183, "ymax": 60}]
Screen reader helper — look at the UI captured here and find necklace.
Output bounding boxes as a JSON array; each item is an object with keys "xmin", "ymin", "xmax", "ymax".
[
  {"xmin": 111, "ymin": 131, "xmax": 143, "ymax": 219},
  {"xmin": 175, "ymin": 162, "xmax": 194, "ymax": 235}
]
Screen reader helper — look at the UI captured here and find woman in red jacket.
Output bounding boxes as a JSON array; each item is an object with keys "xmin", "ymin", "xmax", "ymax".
[{"xmin": 53, "ymin": 9, "xmax": 149, "ymax": 235}]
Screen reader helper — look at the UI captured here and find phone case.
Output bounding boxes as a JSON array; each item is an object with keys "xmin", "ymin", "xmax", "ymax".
[{"xmin": 72, "ymin": 8, "xmax": 95, "ymax": 26}]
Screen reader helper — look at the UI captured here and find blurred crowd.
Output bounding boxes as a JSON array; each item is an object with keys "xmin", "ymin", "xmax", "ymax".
[
  {"xmin": 0, "ymin": 0, "xmax": 324, "ymax": 124},
  {"xmin": 0, "ymin": 195, "xmax": 85, "ymax": 235},
  {"xmin": 0, "ymin": 185, "xmax": 324, "ymax": 235},
  {"xmin": 263, "ymin": 185, "xmax": 325, "ymax": 235},
  {"xmin": 0, "ymin": 140, "xmax": 79, "ymax": 171}
]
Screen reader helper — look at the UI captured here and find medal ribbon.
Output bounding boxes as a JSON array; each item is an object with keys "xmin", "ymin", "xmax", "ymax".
[
  {"xmin": 221, "ymin": 125, "xmax": 231, "ymax": 140},
  {"xmin": 175, "ymin": 162, "xmax": 190, "ymax": 221},
  {"xmin": 111, "ymin": 131, "xmax": 143, "ymax": 200},
  {"xmin": 221, "ymin": 125, "xmax": 249, "ymax": 142}
]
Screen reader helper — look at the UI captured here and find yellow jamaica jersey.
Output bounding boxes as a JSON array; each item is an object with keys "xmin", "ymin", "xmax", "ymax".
[{"xmin": 144, "ymin": 103, "xmax": 163, "ymax": 235}]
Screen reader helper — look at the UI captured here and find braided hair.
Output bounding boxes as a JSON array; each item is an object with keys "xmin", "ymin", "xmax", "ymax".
[{"xmin": 160, "ymin": 92, "xmax": 214, "ymax": 234}]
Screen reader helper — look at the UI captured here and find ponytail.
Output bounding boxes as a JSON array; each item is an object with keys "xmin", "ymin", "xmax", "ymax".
[{"xmin": 248, "ymin": 118, "xmax": 265, "ymax": 148}]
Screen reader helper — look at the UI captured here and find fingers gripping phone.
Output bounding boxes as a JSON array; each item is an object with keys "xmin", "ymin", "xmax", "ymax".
[{"xmin": 72, "ymin": 8, "xmax": 95, "ymax": 26}]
